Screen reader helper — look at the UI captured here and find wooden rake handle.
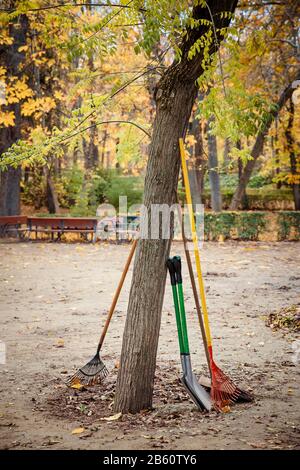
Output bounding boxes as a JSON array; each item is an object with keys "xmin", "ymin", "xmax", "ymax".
[{"xmin": 97, "ymin": 239, "xmax": 138, "ymax": 352}]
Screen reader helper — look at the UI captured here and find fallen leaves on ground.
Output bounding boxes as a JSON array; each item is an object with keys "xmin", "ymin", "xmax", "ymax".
[
  {"xmin": 266, "ymin": 305, "xmax": 300, "ymax": 332},
  {"xmin": 101, "ymin": 412, "xmax": 122, "ymax": 422},
  {"xmin": 70, "ymin": 381, "xmax": 84, "ymax": 391},
  {"xmin": 71, "ymin": 427, "xmax": 85, "ymax": 435},
  {"xmin": 220, "ymin": 405, "xmax": 231, "ymax": 413}
]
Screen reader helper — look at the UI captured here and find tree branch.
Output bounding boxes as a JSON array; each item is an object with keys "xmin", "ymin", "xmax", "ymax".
[
  {"xmin": 59, "ymin": 119, "xmax": 151, "ymax": 142},
  {"xmin": 229, "ymin": 71, "xmax": 300, "ymax": 210},
  {"xmin": 0, "ymin": 2, "xmax": 146, "ymax": 13}
]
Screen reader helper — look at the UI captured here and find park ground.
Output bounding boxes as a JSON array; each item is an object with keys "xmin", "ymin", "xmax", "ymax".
[{"xmin": 0, "ymin": 240, "xmax": 299, "ymax": 450}]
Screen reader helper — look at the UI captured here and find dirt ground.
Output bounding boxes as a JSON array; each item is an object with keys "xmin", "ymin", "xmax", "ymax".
[{"xmin": 0, "ymin": 240, "xmax": 299, "ymax": 450}]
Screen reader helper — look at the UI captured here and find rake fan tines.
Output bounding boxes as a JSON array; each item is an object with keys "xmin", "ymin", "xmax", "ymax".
[
  {"xmin": 67, "ymin": 354, "xmax": 108, "ymax": 387},
  {"xmin": 210, "ymin": 360, "xmax": 240, "ymax": 409}
]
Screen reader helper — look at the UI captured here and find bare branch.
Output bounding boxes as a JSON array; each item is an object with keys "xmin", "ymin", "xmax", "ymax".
[
  {"xmin": 60, "ymin": 120, "xmax": 151, "ymax": 142},
  {"xmin": 82, "ymin": 0, "xmax": 135, "ymax": 44},
  {"xmin": 0, "ymin": 2, "xmax": 146, "ymax": 13}
]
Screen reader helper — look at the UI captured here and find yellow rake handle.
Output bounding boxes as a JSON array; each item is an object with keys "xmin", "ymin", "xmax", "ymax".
[{"xmin": 179, "ymin": 138, "xmax": 212, "ymax": 348}]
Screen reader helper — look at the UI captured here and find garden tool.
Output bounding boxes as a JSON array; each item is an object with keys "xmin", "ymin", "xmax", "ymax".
[
  {"xmin": 177, "ymin": 201, "xmax": 252, "ymax": 403},
  {"xmin": 176, "ymin": 199, "xmax": 211, "ymax": 377},
  {"xmin": 68, "ymin": 238, "xmax": 138, "ymax": 386},
  {"xmin": 179, "ymin": 138, "xmax": 241, "ymax": 409},
  {"xmin": 166, "ymin": 256, "xmax": 212, "ymax": 412}
]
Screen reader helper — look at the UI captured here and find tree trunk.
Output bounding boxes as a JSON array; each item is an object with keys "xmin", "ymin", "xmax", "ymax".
[
  {"xmin": 207, "ymin": 117, "xmax": 222, "ymax": 212},
  {"xmin": 44, "ymin": 167, "xmax": 60, "ymax": 214},
  {"xmin": 223, "ymin": 137, "xmax": 231, "ymax": 167},
  {"xmin": 0, "ymin": 13, "xmax": 28, "ymax": 215},
  {"xmin": 188, "ymin": 110, "xmax": 206, "ymax": 208},
  {"xmin": 236, "ymin": 140, "xmax": 249, "ymax": 210},
  {"xmin": 100, "ymin": 128, "xmax": 108, "ymax": 166},
  {"xmin": 229, "ymin": 72, "xmax": 300, "ymax": 210},
  {"xmin": 114, "ymin": 0, "xmax": 237, "ymax": 414},
  {"xmin": 285, "ymin": 98, "xmax": 300, "ymax": 210},
  {"xmin": 84, "ymin": 51, "xmax": 99, "ymax": 170},
  {"xmin": 0, "ymin": 166, "xmax": 21, "ymax": 216},
  {"xmin": 274, "ymin": 118, "xmax": 281, "ymax": 189},
  {"xmin": 84, "ymin": 122, "xmax": 99, "ymax": 170}
]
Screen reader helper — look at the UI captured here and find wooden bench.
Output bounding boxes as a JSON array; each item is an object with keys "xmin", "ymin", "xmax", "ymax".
[
  {"xmin": 27, "ymin": 217, "xmax": 98, "ymax": 242},
  {"xmin": 0, "ymin": 215, "xmax": 140, "ymax": 243},
  {"xmin": 0, "ymin": 216, "xmax": 28, "ymax": 238}
]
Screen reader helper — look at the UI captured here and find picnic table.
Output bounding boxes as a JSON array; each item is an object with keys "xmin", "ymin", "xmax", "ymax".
[
  {"xmin": 0, "ymin": 215, "xmax": 28, "ymax": 238},
  {"xmin": 27, "ymin": 217, "xmax": 98, "ymax": 242},
  {"xmin": 0, "ymin": 215, "xmax": 140, "ymax": 242}
]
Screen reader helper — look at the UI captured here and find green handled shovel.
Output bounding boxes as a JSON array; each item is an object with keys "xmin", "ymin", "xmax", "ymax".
[{"xmin": 167, "ymin": 257, "xmax": 212, "ymax": 412}]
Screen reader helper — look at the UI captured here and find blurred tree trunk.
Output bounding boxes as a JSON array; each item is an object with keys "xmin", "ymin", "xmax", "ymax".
[
  {"xmin": 230, "ymin": 73, "xmax": 300, "ymax": 210},
  {"xmin": 114, "ymin": 0, "xmax": 237, "ymax": 414},
  {"xmin": 84, "ymin": 6, "xmax": 99, "ymax": 170},
  {"xmin": 237, "ymin": 140, "xmax": 248, "ymax": 210},
  {"xmin": 100, "ymin": 128, "xmax": 108, "ymax": 166},
  {"xmin": 223, "ymin": 137, "xmax": 231, "ymax": 167},
  {"xmin": 44, "ymin": 167, "xmax": 60, "ymax": 214},
  {"xmin": 285, "ymin": 98, "xmax": 300, "ymax": 210},
  {"xmin": 207, "ymin": 116, "xmax": 222, "ymax": 212},
  {"xmin": 84, "ymin": 117, "xmax": 99, "ymax": 170},
  {"xmin": 0, "ymin": 13, "xmax": 28, "ymax": 215},
  {"xmin": 274, "ymin": 118, "xmax": 281, "ymax": 189},
  {"xmin": 188, "ymin": 109, "xmax": 206, "ymax": 209}
]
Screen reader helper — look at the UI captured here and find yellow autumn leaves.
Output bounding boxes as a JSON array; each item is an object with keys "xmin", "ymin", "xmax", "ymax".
[
  {"xmin": 5, "ymin": 79, "xmax": 33, "ymax": 104},
  {"xmin": 0, "ymin": 76, "xmax": 58, "ymax": 127},
  {"xmin": 22, "ymin": 96, "xmax": 56, "ymax": 117}
]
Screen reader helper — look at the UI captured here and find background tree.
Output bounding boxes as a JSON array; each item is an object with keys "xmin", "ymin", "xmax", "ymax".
[{"xmin": 0, "ymin": 7, "xmax": 28, "ymax": 215}]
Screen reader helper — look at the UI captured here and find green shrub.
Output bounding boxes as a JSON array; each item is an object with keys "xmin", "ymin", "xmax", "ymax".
[
  {"xmin": 248, "ymin": 174, "xmax": 272, "ymax": 188},
  {"xmin": 204, "ymin": 212, "xmax": 236, "ymax": 240},
  {"xmin": 21, "ymin": 169, "xmax": 46, "ymax": 209},
  {"xmin": 277, "ymin": 212, "xmax": 300, "ymax": 240},
  {"xmin": 59, "ymin": 166, "xmax": 84, "ymax": 207},
  {"xmin": 237, "ymin": 212, "xmax": 266, "ymax": 240},
  {"xmin": 105, "ymin": 176, "xmax": 143, "ymax": 209},
  {"xmin": 88, "ymin": 174, "xmax": 110, "ymax": 206},
  {"xmin": 70, "ymin": 186, "xmax": 92, "ymax": 217},
  {"xmin": 203, "ymin": 211, "xmax": 266, "ymax": 240}
]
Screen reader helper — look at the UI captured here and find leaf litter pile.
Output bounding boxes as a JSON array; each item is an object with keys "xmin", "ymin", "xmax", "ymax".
[
  {"xmin": 45, "ymin": 365, "xmax": 206, "ymax": 428},
  {"xmin": 39, "ymin": 362, "xmax": 253, "ymax": 440},
  {"xmin": 266, "ymin": 304, "xmax": 300, "ymax": 333}
]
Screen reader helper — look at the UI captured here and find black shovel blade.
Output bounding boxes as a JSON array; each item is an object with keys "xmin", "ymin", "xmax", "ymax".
[{"xmin": 180, "ymin": 355, "xmax": 212, "ymax": 411}]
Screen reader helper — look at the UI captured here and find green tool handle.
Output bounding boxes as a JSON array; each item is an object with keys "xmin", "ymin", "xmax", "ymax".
[
  {"xmin": 177, "ymin": 282, "xmax": 190, "ymax": 354},
  {"xmin": 167, "ymin": 259, "xmax": 184, "ymax": 354},
  {"xmin": 173, "ymin": 256, "xmax": 190, "ymax": 355},
  {"xmin": 171, "ymin": 284, "xmax": 185, "ymax": 354}
]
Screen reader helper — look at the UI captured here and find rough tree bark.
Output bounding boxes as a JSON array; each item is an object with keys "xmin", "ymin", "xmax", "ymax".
[
  {"xmin": 114, "ymin": 0, "xmax": 237, "ymax": 414},
  {"xmin": 0, "ymin": 13, "xmax": 28, "ymax": 216},
  {"xmin": 207, "ymin": 116, "xmax": 222, "ymax": 212},
  {"xmin": 285, "ymin": 98, "xmax": 300, "ymax": 210},
  {"xmin": 229, "ymin": 72, "xmax": 300, "ymax": 210}
]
